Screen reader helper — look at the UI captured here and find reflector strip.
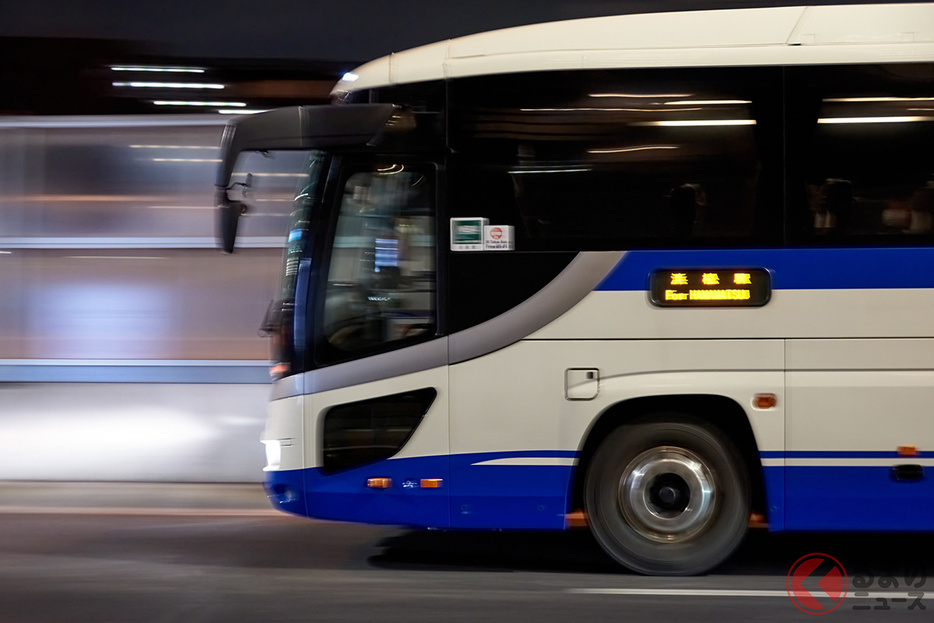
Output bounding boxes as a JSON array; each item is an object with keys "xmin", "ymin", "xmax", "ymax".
[{"xmin": 471, "ymin": 457, "xmax": 578, "ymax": 467}]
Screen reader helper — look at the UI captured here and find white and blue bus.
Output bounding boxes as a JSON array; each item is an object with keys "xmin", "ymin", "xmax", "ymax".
[{"xmin": 216, "ymin": 3, "xmax": 934, "ymax": 575}]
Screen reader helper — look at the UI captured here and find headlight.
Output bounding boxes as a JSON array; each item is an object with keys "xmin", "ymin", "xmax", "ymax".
[{"xmin": 262, "ymin": 439, "xmax": 282, "ymax": 471}]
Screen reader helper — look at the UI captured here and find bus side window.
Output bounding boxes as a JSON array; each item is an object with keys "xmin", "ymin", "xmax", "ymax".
[
  {"xmin": 788, "ymin": 64, "xmax": 934, "ymax": 245},
  {"xmin": 449, "ymin": 66, "xmax": 783, "ymax": 250}
]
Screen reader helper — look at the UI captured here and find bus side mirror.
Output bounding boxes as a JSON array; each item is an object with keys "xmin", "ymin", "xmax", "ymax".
[{"xmin": 218, "ymin": 198, "xmax": 248, "ymax": 254}]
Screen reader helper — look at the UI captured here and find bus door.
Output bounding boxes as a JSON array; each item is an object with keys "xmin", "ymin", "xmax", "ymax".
[{"xmin": 303, "ymin": 160, "xmax": 451, "ymax": 528}]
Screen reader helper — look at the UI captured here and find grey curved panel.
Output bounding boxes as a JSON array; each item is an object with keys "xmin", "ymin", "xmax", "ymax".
[
  {"xmin": 280, "ymin": 337, "xmax": 450, "ymax": 399},
  {"xmin": 272, "ymin": 251, "xmax": 624, "ymax": 399},
  {"xmin": 271, "ymin": 373, "xmax": 304, "ymax": 402},
  {"xmin": 448, "ymin": 251, "xmax": 623, "ymax": 364}
]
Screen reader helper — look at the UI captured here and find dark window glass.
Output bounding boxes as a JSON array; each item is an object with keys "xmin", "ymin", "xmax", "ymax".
[
  {"xmin": 448, "ymin": 67, "xmax": 783, "ymax": 250},
  {"xmin": 321, "ymin": 388, "xmax": 436, "ymax": 474},
  {"xmin": 786, "ymin": 64, "xmax": 934, "ymax": 245},
  {"xmin": 445, "ymin": 251, "xmax": 577, "ymax": 334},
  {"xmin": 318, "ymin": 163, "xmax": 436, "ymax": 362}
]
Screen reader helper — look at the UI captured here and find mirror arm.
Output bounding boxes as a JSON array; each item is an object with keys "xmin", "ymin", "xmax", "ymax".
[{"xmin": 217, "ymin": 188, "xmax": 247, "ymax": 254}]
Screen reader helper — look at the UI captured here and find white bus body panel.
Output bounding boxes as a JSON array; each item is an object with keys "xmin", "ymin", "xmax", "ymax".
[
  {"xmin": 262, "ymin": 395, "xmax": 304, "ymax": 472},
  {"xmin": 334, "ymin": 4, "xmax": 934, "ymax": 95},
  {"xmin": 449, "ymin": 339, "xmax": 784, "ymax": 457},
  {"xmin": 533, "ymin": 289, "xmax": 934, "ymax": 340}
]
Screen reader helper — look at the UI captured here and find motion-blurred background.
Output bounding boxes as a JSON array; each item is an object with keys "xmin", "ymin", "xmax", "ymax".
[{"xmin": 0, "ymin": 0, "xmax": 894, "ymax": 483}]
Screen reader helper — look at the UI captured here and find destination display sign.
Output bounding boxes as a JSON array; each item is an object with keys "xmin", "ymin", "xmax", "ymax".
[{"xmin": 649, "ymin": 268, "xmax": 771, "ymax": 307}]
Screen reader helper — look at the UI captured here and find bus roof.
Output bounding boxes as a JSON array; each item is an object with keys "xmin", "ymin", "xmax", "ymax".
[{"xmin": 332, "ymin": 3, "xmax": 934, "ymax": 96}]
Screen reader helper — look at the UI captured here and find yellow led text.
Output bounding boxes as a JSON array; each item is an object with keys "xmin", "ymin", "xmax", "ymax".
[
  {"xmin": 689, "ymin": 289, "xmax": 751, "ymax": 301},
  {"xmin": 664, "ymin": 289, "xmax": 690, "ymax": 301}
]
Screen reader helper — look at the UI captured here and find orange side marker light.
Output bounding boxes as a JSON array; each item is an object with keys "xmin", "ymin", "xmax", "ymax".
[{"xmin": 753, "ymin": 393, "xmax": 777, "ymax": 409}]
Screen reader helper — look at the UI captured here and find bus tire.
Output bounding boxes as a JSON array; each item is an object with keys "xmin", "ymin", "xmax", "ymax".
[{"xmin": 584, "ymin": 416, "xmax": 750, "ymax": 575}]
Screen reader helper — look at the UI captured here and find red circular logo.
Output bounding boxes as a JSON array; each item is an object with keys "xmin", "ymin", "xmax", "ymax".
[
  {"xmin": 786, "ymin": 553, "xmax": 848, "ymax": 615},
  {"xmin": 490, "ymin": 227, "xmax": 503, "ymax": 239}
]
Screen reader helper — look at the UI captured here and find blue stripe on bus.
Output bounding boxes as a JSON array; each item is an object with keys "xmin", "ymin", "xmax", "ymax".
[
  {"xmin": 777, "ymin": 465, "xmax": 934, "ymax": 531},
  {"xmin": 761, "ymin": 450, "xmax": 934, "ymax": 459},
  {"xmin": 450, "ymin": 451, "xmax": 574, "ymax": 530},
  {"xmin": 265, "ymin": 456, "xmax": 452, "ymax": 527},
  {"xmin": 265, "ymin": 450, "xmax": 934, "ymax": 533},
  {"xmin": 263, "ymin": 451, "xmax": 576, "ymax": 530},
  {"xmin": 596, "ymin": 247, "xmax": 934, "ymax": 292},
  {"xmin": 263, "ymin": 468, "xmax": 308, "ymax": 518}
]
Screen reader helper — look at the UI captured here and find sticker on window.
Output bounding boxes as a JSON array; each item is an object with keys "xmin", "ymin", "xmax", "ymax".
[
  {"xmin": 451, "ymin": 218, "xmax": 515, "ymax": 251},
  {"xmin": 450, "ymin": 217, "xmax": 488, "ymax": 251},
  {"xmin": 483, "ymin": 225, "xmax": 514, "ymax": 251}
]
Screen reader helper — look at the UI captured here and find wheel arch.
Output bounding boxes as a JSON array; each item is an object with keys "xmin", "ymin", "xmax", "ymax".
[{"xmin": 569, "ymin": 394, "xmax": 766, "ymax": 522}]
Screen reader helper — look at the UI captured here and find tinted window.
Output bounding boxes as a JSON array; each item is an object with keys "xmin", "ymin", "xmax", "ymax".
[
  {"xmin": 786, "ymin": 64, "xmax": 934, "ymax": 245},
  {"xmin": 445, "ymin": 251, "xmax": 577, "ymax": 334},
  {"xmin": 448, "ymin": 67, "xmax": 783, "ymax": 250}
]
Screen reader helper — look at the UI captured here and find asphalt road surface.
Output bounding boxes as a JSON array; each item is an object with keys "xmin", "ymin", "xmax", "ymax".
[{"xmin": 0, "ymin": 483, "xmax": 932, "ymax": 622}]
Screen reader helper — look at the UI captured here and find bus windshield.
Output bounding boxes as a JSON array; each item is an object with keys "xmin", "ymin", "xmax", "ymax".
[
  {"xmin": 280, "ymin": 150, "xmax": 327, "ymax": 303},
  {"xmin": 319, "ymin": 164, "xmax": 436, "ymax": 362},
  {"xmin": 263, "ymin": 150, "xmax": 327, "ymax": 376}
]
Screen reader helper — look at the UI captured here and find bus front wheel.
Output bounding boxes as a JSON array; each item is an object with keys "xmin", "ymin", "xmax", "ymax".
[{"xmin": 584, "ymin": 416, "xmax": 750, "ymax": 575}]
